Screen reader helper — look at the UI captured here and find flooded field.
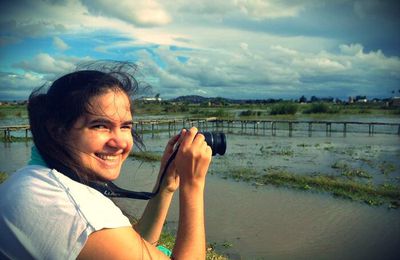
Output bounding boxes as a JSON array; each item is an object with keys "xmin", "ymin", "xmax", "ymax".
[{"xmin": 1, "ymin": 115, "xmax": 400, "ymax": 259}]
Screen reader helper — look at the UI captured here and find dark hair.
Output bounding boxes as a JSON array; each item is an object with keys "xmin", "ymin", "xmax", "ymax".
[{"xmin": 28, "ymin": 61, "xmax": 144, "ymax": 182}]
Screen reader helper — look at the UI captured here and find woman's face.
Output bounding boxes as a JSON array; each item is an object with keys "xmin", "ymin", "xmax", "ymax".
[{"xmin": 68, "ymin": 89, "xmax": 133, "ymax": 181}]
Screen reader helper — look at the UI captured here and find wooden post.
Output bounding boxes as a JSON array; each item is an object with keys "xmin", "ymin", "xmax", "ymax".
[
  {"xmin": 289, "ymin": 122, "xmax": 293, "ymax": 137},
  {"xmin": 271, "ymin": 122, "xmax": 276, "ymax": 136},
  {"xmin": 326, "ymin": 122, "xmax": 331, "ymax": 136},
  {"xmin": 263, "ymin": 121, "xmax": 266, "ymax": 135}
]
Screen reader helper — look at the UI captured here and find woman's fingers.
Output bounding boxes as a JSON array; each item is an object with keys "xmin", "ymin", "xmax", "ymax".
[{"xmin": 174, "ymin": 127, "xmax": 212, "ymax": 187}]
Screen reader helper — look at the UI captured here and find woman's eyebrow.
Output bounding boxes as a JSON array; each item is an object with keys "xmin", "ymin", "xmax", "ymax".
[
  {"xmin": 88, "ymin": 118, "xmax": 112, "ymax": 125},
  {"xmin": 88, "ymin": 118, "xmax": 133, "ymax": 125},
  {"xmin": 122, "ymin": 120, "xmax": 134, "ymax": 125}
]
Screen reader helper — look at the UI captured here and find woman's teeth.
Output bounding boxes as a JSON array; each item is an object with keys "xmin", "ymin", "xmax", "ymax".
[{"xmin": 96, "ymin": 153, "xmax": 118, "ymax": 161}]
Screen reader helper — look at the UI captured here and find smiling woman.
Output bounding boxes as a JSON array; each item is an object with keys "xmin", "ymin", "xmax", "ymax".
[{"xmin": 0, "ymin": 61, "xmax": 212, "ymax": 259}]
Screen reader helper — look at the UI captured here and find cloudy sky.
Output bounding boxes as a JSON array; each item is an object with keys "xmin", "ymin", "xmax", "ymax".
[{"xmin": 1, "ymin": 0, "xmax": 399, "ymax": 101}]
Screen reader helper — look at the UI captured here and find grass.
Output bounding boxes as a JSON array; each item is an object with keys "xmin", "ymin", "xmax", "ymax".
[
  {"xmin": 0, "ymin": 135, "xmax": 32, "ymax": 142},
  {"xmin": 158, "ymin": 229, "xmax": 228, "ymax": 260},
  {"xmin": 224, "ymin": 167, "xmax": 400, "ymax": 208},
  {"xmin": 379, "ymin": 161, "xmax": 397, "ymax": 175},
  {"xmin": 0, "ymin": 104, "xmax": 28, "ymax": 118},
  {"xmin": 331, "ymin": 161, "xmax": 373, "ymax": 179},
  {"xmin": 3, "ymin": 101, "xmax": 399, "ymax": 122},
  {"xmin": 0, "ymin": 171, "xmax": 8, "ymax": 184},
  {"xmin": 130, "ymin": 151, "xmax": 162, "ymax": 162},
  {"xmin": 269, "ymin": 103, "xmax": 298, "ymax": 115}
]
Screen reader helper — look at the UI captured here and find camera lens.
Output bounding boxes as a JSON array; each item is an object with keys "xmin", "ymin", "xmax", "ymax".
[{"xmin": 201, "ymin": 132, "xmax": 226, "ymax": 156}]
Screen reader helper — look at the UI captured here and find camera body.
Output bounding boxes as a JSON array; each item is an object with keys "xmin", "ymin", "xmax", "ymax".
[{"xmin": 199, "ymin": 131, "xmax": 226, "ymax": 156}]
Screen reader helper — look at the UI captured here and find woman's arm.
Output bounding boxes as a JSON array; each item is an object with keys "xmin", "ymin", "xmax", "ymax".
[
  {"xmin": 134, "ymin": 133, "xmax": 181, "ymax": 244},
  {"xmin": 172, "ymin": 127, "xmax": 211, "ymax": 259}
]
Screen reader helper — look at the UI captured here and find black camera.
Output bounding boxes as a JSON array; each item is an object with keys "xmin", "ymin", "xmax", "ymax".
[{"xmin": 200, "ymin": 131, "xmax": 226, "ymax": 156}]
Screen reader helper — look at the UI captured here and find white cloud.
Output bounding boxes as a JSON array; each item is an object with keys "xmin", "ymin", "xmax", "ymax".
[
  {"xmin": 136, "ymin": 40, "xmax": 399, "ymax": 99},
  {"xmin": 235, "ymin": 0, "xmax": 305, "ymax": 19},
  {"xmin": 339, "ymin": 43, "xmax": 363, "ymax": 56},
  {"xmin": 0, "ymin": 72, "xmax": 45, "ymax": 100},
  {"xmin": 15, "ymin": 53, "xmax": 76, "ymax": 75},
  {"xmin": 81, "ymin": 0, "xmax": 171, "ymax": 27},
  {"xmin": 53, "ymin": 36, "xmax": 69, "ymax": 51}
]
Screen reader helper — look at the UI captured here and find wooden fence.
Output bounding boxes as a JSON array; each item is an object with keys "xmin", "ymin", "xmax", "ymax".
[{"xmin": 1, "ymin": 118, "xmax": 399, "ymax": 141}]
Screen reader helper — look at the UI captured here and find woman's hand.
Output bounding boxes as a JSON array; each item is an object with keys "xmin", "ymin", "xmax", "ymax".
[
  {"xmin": 155, "ymin": 132, "xmax": 183, "ymax": 194},
  {"xmin": 175, "ymin": 127, "xmax": 212, "ymax": 190}
]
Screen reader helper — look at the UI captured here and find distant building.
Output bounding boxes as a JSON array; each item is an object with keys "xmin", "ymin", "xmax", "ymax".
[
  {"xmin": 139, "ymin": 97, "xmax": 162, "ymax": 102},
  {"xmin": 348, "ymin": 96, "xmax": 354, "ymax": 103},
  {"xmin": 389, "ymin": 97, "xmax": 400, "ymax": 107},
  {"xmin": 355, "ymin": 95, "xmax": 367, "ymax": 103}
]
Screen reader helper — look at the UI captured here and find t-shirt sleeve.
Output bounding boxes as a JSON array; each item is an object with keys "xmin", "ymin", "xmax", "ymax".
[
  {"xmin": 0, "ymin": 166, "xmax": 131, "ymax": 260},
  {"xmin": 48, "ymin": 169, "xmax": 132, "ymax": 257}
]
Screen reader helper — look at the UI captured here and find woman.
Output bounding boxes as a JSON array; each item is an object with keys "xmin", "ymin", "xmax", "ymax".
[{"xmin": 0, "ymin": 62, "xmax": 212, "ymax": 259}]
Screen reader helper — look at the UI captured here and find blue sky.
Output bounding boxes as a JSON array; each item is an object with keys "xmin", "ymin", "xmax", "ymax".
[{"xmin": 0, "ymin": 0, "xmax": 399, "ymax": 101}]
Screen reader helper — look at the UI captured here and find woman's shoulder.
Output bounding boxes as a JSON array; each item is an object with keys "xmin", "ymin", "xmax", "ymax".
[
  {"xmin": 1, "ymin": 165, "xmax": 54, "ymax": 196},
  {"xmin": 1, "ymin": 165, "xmax": 130, "ymax": 229}
]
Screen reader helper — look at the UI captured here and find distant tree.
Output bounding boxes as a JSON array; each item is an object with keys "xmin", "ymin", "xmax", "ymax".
[
  {"xmin": 310, "ymin": 96, "xmax": 318, "ymax": 103},
  {"xmin": 303, "ymin": 103, "xmax": 329, "ymax": 114},
  {"xmin": 335, "ymin": 98, "xmax": 342, "ymax": 104},
  {"xmin": 299, "ymin": 95, "xmax": 307, "ymax": 103},
  {"xmin": 270, "ymin": 103, "xmax": 298, "ymax": 115}
]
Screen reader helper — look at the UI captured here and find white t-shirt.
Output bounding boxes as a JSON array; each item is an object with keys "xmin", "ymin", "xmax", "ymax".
[{"xmin": 0, "ymin": 165, "xmax": 131, "ymax": 260}]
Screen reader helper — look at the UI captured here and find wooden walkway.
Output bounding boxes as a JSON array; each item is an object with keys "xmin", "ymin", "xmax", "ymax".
[
  {"xmin": 221, "ymin": 120, "xmax": 400, "ymax": 136},
  {"xmin": 1, "ymin": 118, "xmax": 400, "ymax": 140},
  {"xmin": 0, "ymin": 124, "xmax": 30, "ymax": 141}
]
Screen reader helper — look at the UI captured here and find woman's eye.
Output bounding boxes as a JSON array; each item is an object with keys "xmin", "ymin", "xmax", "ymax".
[
  {"xmin": 122, "ymin": 125, "xmax": 133, "ymax": 130},
  {"xmin": 92, "ymin": 124, "xmax": 108, "ymax": 130}
]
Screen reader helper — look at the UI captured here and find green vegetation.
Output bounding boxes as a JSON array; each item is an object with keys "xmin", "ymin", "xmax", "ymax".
[
  {"xmin": 222, "ymin": 167, "xmax": 400, "ymax": 208},
  {"xmin": 0, "ymin": 171, "xmax": 8, "ymax": 184},
  {"xmin": 379, "ymin": 161, "xmax": 397, "ymax": 175},
  {"xmin": 0, "ymin": 134, "xmax": 32, "ymax": 142},
  {"xmin": 2, "ymin": 100, "xmax": 399, "ymax": 122},
  {"xmin": 269, "ymin": 103, "xmax": 298, "ymax": 115},
  {"xmin": 303, "ymin": 103, "xmax": 331, "ymax": 114},
  {"xmin": 158, "ymin": 229, "xmax": 228, "ymax": 260},
  {"xmin": 0, "ymin": 104, "xmax": 28, "ymax": 118},
  {"xmin": 239, "ymin": 109, "xmax": 262, "ymax": 117},
  {"xmin": 331, "ymin": 161, "xmax": 372, "ymax": 179},
  {"xmin": 130, "ymin": 151, "xmax": 162, "ymax": 162}
]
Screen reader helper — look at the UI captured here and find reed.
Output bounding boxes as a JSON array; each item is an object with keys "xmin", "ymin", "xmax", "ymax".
[
  {"xmin": 129, "ymin": 151, "xmax": 162, "ymax": 162},
  {"xmin": 225, "ymin": 168, "xmax": 400, "ymax": 208},
  {"xmin": 0, "ymin": 171, "xmax": 8, "ymax": 184}
]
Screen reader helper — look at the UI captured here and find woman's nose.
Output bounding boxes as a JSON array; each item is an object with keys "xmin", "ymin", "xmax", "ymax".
[{"xmin": 107, "ymin": 130, "xmax": 128, "ymax": 149}]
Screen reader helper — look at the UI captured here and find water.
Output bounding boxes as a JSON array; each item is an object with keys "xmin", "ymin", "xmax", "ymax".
[{"xmin": 1, "ymin": 121, "xmax": 400, "ymax": 259}]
